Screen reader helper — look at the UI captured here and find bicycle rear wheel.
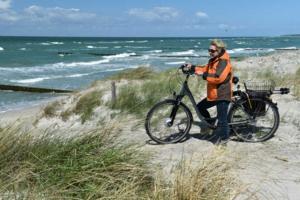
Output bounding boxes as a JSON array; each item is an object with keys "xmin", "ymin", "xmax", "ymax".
[
  {"xmin": 228, "ymin": 98, "xmax": 279, "ymax": 142},
  {"xmin": 145, "ymin": 99, "xmax": 192, "ymax": 144}
]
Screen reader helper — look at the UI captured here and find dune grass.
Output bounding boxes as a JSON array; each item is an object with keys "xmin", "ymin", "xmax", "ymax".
[
  {"xmin": 42, "ymin": 101, "xmax": 61, "ymax": 118},
  {"xmin": 109, "ymin": 67, "xmax": 205, "ymax": 116},
  {"xmin": 73, "ymin": 90, "xmax": 103, "ymax": 123},
  {"xmin": 107, "ymin": 67, "xmax": 156, "ymax": 81},
  {"xmin": 152, "ymin": 149, "xmax": 240, "ymax": 200},
  {"xmin": 0, "ymin": 122, "xmax": 242, "ymax": 199},
  {"xmin": 294, "ymin": 67, "xmax": 300, "ymax": 99},
  {"xmin": 0, "ymin": 123, "xmax": 154, "ymax": 199}
]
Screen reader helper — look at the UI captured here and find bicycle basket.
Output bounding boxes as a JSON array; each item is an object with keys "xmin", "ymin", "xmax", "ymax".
[{"xmin": 244, "ymin": 80, "xmax": 275, "ymax": 97}]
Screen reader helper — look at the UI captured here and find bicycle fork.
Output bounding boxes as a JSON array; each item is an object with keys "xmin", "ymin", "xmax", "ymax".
[{"xmin": 167, "ymin": 95, "xmax": 184, "ymax": 127}]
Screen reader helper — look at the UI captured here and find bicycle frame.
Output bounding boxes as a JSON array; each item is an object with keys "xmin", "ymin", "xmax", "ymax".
[
  {"xmin": 169, "ymin": 74, "xmax": 216, "ymax": 129},
  {"xmin": 169, "ymin": 74, "xmax": 253, "ymax": 129}
]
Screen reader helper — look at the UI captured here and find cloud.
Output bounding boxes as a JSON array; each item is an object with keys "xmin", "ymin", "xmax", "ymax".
[
  {"xmin": 0, "ymin": 10, "xmax": 18, "ymax": 22},
  {"xmin": 128, "ymin": 7, "xmax": 179, "ymax": 22},
  {"xmin": 24, "ymin": 5, "xmax": 96, "ymax": 23},
  {"xmin": 0, "ymin": 0, "xmax": 11, "ymax": 10},
  {"xmin": 195, "ymin": 11, "xmax": 208, "ymax": 18}
]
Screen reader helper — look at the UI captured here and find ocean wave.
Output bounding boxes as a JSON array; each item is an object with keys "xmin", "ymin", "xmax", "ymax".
[
  {"xmin": 87, "ymin": 45, "xmax": 96, "ymax": 49},
  {"xmin": 65, "ymin": 73, "xmax": 90, "ymax": 78},
  {"xmin": 171, "ymin": 50, "xmax": 196, "ymax": 56},
  {"xmin": 275, "ymin": 46, "xmax": 298, "ymax": 50},
  {"xmin": 0, "ymin": 59, "xmax": 110, "ymax": 73},
  {"xmin": 124, "ymin": 46, "xmax": 150, "ymax": 49},
  {"xmin": 40, "ymin": 43, "xmax": 51, "ymax": 45},
  {"xmin": 10, "ymin": 73, "xmax": 92, "ymax": 84},
  {"xmin": 136, "ymin": 40, "xmax": 148, "ymax": 43},
  {"xmin": 39, "ymin": 42, "xmax": 63, "ymax": 45},
  {"xmin": 234, "ymin": 41, "xmax": 247, "ymax": 45},
  {"xmin": 51, "ymin": 42, "xmax": 64, "ymax": 45},
  {"xmin": 160, "ymin": 50, "xmax": 199, "ymax": 57},
  {"xmin": 227, "ymin": 48, "xmax": 275, "ymax": 54},
  {"xmin": 10, "ymin": 77, "xmax": 49, "ymax": 84},
  {"xmin": 147, "ymin": 50, "xmax": 163, "ymax": 53},
  {"xmin": 0, "ymin": 47, "xmax": 4, "ymax": 51},
  {"xmin": 103, "ymin": 52, "xmax": 136, "ymax": 59},
  {"xmin": 61, "ymin": 59, "xmax": 110, "ymax": 67},
  {"xmin": 114, "ymin": 46, "xmax": 122, "ymax": 49},
  {"xmin": 165, "ymin": 61, "xmax": 186, "ymax": 65},
  {"xmin": 19, "ymin": 48, "xmax": 27, "ymax": 51}
]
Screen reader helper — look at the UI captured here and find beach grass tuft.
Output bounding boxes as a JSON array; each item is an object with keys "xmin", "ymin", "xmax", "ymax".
[
  {"xmin": 0, "ymin": 122, "xmax": 154, "ymax": 199},
  {"xmin": 152, "ymin": 148, "xmax": 241, "ymax": 200},
  {"xmin": 42, "ymin": 101, "xmax": 61, "ymax": 118},
  {"xmin": 74, "ymin": 90, "xmax": 103, "ymax": 123},
  {"xmin": 108, "ymin": 67, "xmax": 156, "ymax": 81}
]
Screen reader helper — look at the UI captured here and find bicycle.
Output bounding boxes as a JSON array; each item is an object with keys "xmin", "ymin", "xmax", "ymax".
[{"xmin": 144, "ymin": 66, "xmax": 290, "ymax": 144}]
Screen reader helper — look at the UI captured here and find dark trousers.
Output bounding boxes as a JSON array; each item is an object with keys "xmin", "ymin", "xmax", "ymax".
[{"xmin": 196, "ymin": 98, "xmax": 230, "ymax": 140}]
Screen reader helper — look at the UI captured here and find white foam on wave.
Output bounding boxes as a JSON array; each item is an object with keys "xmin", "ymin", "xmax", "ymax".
[
  {"xmin": 114, "ymin": 46, "xmax": 122, "ymax": 49},
  {"xmin": 10, "ymin": 73, "xmax": 92, "ymax": 84},
  {"xmin": 170, "ymin": 50, "xmax": 197, "ymax": 56},
  {"xmin": 123, "ymin": 40, "xmax": 148, "ymax": 43},
  {"xmin": 87, "ymin": 45, "xmax": 96, "ymax": 49},
  {"xmin": 0, "ymin": 59, "xmax": 111, "ymax": 73},
  {"xmin": 276, "ymin": 46, "xmax": 297, "ymax": 50},
  {"xmin": 124, "ymin": 46, "xmax": 149, "ymax": 49},
  {"xmin": 51, "ymin": 42, "xmax": 64, "ymax": 45},
  {"xmin": 103, "ymin": 52, "xmax": 136, "ymax": 59},
  {"xmin": 147, "ymin": 50, "xmax": 163, "ymax": 53},
  {"xmin": 165, "ymin": 61, "xmax": 186, "ymax": 65},
  {"xmin": 11, "ymin": 77, "xmax": 49, "ymax": 84},
  {"xmin": 40, "ymin": 42, "xmax": 64, "ymax": 45},
  {"xmin": 234, "ymin": 41, "xmax": 247, "ymax": 45},
  {"xmin": 0, "ymin": 47, "xmax": 4, "ymax": 51},
  {"xmin": 62, "ymin": 59, "xmax": 110, "ymax": 67},
  {"xmin": 136, "ymin": 40, "xmax": 148, "ymax": 43},
  {"xmin": 65, "ymin": 73, "xmax": 90, "ymax": 78},
  {"xmin": 19, "ymin": 48, "xmax": 26, "ymax": 51},
  {"xmin": 40, "ymin": 43, "xmax": 51, "ymax": 45},
  {"xmin": 227, "ymin": 48, "xmax": 275, "ymax": 54}
]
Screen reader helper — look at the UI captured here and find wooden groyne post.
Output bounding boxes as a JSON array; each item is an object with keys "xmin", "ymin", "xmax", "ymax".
[
  {"xmin": 111, "ymin": 81, "xmax": 116, "ymax": 104},
  {"xmin": 0, "ymin": 84, "xmax": 73, "ymax": 93}
]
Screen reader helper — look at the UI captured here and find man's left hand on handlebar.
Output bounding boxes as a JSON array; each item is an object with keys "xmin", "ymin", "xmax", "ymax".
[{"xmin": 181, "ymin": 63, "xmax": 205, "ymax": 76}]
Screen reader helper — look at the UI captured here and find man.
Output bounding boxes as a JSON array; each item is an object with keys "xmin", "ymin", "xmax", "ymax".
[{"xmin": 186, "ymin": 39, "xmax": 233, "ymax": 144}]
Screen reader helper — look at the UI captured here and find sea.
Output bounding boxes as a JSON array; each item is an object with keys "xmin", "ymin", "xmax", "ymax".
[{"xmin": 0, "ymin": 36, "xmax": 299, "ymax": 112}]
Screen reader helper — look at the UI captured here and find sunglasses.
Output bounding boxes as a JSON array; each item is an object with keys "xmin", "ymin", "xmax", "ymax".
[{"xmin": 208, "ymin": 49, "xmax": 218, "ymax": 53}]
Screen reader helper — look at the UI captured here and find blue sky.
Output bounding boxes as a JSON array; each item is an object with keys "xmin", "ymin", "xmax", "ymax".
[{"xmin": 0, "ymin": 0, "xmax": 299, "ymax": 37}]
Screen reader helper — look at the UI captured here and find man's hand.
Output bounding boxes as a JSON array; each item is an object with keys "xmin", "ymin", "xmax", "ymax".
[{"xmin": 202, "ymin": 72, "xmax": 208, "ymax": 80}]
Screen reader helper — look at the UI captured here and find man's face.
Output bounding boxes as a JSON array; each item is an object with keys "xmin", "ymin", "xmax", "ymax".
[{"xmin": 208, "ymin": 45, "xmax": 218, "ymax": 58}]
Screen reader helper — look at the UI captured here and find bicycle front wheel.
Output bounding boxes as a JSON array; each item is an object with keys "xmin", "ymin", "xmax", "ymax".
[
  {"xmin": 145, "ymin": 99, "xmax": 192, "ymax": 144},
  {"xmin": 228, "ymin": 98, "xmax": 279, "ymax": 142}
]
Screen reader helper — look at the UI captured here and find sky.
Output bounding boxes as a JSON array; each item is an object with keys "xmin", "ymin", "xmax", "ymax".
[{"xmin": 0, "ymin": 0, "xmax": 300, "ymax": 37}]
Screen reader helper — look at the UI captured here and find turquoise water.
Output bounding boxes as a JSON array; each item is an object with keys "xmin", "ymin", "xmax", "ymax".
[{"xmin": 0, "ymin": 36, "xmax": 299, "ymax": 112}]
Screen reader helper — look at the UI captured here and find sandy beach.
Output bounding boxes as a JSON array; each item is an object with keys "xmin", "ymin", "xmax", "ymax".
[{"xmin": 1, "ymin": 50, "xmax": 300, "ymax": 199}]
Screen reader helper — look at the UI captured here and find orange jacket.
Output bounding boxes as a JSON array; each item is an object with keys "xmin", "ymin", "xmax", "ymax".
[{"xmin": 195, "ymin": 50, "xmax": 232, "ymax": 101}]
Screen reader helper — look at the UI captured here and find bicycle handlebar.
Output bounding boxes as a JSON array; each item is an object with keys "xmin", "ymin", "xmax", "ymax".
[{"xmin": 180, "ymin": 65, "xmax": 196, "ymax": 75}]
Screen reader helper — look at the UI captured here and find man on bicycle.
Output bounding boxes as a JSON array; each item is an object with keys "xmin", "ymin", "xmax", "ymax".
[{"xmin": 186, "ymin": 39, "xmax": 232, "ymax": 144}]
